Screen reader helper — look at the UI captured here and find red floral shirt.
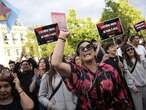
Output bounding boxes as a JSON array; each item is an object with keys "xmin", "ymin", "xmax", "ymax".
[{"xmin": 64, "ymin": 63, "xmax": 133, "ymax": 110}]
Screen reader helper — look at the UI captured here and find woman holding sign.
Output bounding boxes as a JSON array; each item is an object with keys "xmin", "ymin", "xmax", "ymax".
[{"xmin": 51, "ymin": 31, "xmax": 134, "ymax": 110}]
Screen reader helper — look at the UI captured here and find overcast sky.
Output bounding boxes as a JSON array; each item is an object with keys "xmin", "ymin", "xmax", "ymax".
[
  {"xmin": 8, "ymin": 0, "xmax": 146, "ymax": 26},
  {"xmin": 129, "ymin": 0, "xmax": 146, "ymax": 17}
]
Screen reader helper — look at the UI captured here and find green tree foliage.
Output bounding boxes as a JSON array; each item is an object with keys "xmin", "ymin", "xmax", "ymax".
[
  {"xmin": 24, "ymin": 28, "xmax": 75, "ymax": 57},
  {"xmin": 101, "ymin": 0, "xmax": 145, "ymax": 36},
  {"xmin": 67, "ymin": 9, "xmax": 99, "ymax": 48},
  {"xmin": 24, "ymin": 30, "xmax": 39, "ymax": 57},
  {"xmin": 24, "ymin": 9, "xmax": 99, "ymax": 58},
  {"xmin": 24, "ymin": 29, "xmax": 55, "ymax": 58}
]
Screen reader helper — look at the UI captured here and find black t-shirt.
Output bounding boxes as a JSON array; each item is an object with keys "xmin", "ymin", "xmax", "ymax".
[
  {"xmin": 18, "ymin": 71, "xmax": 39, "ymax": 110},
  {"xmin": 104, "ymin": 56, "xmax": 123, "ymax": 75},
  {"xmin": 18, "ymin": 70, "xmax": 34, "ymax": 97},
  {"xmin": 0, "ymin": 97, "xmax": 23, "ymax": 110},
  {"xmin": 96, "ymin": 47, "xmax": 105, "ymax": 63}
]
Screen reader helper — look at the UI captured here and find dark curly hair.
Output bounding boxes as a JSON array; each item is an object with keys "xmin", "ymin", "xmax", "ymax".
[
  {"xmin": 0, "ymin": 68, "xmax": 17, "ymax": 96},
  {"xmin": 129, "ymin": 34, "xmax": 140, "ymax": 42}
]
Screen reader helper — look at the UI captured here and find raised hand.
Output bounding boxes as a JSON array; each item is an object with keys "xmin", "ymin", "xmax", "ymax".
[
  {"xmin": 100, "ymin": 54, "xmax": 109, "ymax": 63},
  {"xmin": 13, "ymin": 73, "xmax": 22, "ymax": 92},
  {"xmin": 59, "ymin": 31, "xmax": 70, "ymax": 39}
]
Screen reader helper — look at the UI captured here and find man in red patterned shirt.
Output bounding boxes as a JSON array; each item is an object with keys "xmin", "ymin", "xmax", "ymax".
[{"xmin": 51, "ymin": 31, "xmax": 134, "ymax": 110}]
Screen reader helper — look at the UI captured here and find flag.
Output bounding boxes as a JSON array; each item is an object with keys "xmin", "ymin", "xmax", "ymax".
[
  {"xmin": 0, "ymin": 0, "xmax": 19, "ymax": 31},
  {"xmin": 0, "ymin": 2, "xmax": 11, "ymax": 20},
  {"xmin": 7, "ymin": 9, "xmax": 18, "ymax": 31},
  {"xmin": 0, "ymin": 2, "xmax": 11, "ymax": 15}
]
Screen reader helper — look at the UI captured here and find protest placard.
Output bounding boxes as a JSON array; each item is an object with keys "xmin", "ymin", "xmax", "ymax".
[
  {"xmin": 96, "ymin": 18, "xmax": 123, "ymax": 40},
  {"xmin": 51, "ymin": 12, "xmax": 68, "ymax": 31},
  {"xmin": 134, "ymin": 21, "xmax": 146, "ymax": 32},
  {"xmin": 34, "ymin": 23, "xmax": 59, "ymax": 45}
]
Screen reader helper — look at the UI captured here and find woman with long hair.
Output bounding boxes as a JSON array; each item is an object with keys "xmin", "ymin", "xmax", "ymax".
[
  {"xmin": 51, "ymin": 31, "xmax": 134, "ymax": 110},
  {"xmin": 123, "ymin": 44, "xmax": 146, "ymax": 110},
  {"xmin": 29, "ymin": 57, "xmax": 50, "ymax": 110},
  {"xmin": 38, "ymin": 55, "xmax": 77, "ymax": 110},
  {"xmin": 29, "ymin": 57, "xmax": 50, "ymax": 93}
]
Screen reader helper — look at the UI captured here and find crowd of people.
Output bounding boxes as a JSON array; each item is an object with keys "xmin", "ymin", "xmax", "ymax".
[{"xmin": 0, "ymin": 31, "xmax": 146, "ymax": 110}]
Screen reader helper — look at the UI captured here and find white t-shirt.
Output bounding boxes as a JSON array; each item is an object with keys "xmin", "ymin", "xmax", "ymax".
[
  {"xmin": 116, "ymin": 47, "xmax": 122, "ymax": 57},
  {"xmin": 134, "ymin": 45, "xmax": 146, "ymax": 61}
]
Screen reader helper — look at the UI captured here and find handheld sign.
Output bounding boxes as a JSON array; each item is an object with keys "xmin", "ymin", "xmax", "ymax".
[
  {"xmin": 96, "ymin": 18, "xmax": 123, "ymax": 40},
  {"xmin": 134, "ymin": 21, "xmax": 146, "ymax": 32},
  {"xmin": 34, "ymin": 23, "xmax": 59, "ymax": 45},
  {"xmin": 51, "ymin": 12, "xmax": 68, "ymax": 31}
]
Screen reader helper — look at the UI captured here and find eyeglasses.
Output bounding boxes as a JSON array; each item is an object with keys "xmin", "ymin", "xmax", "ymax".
[
  {"xmin": 126, "ymin": 47, "xmax": 134, "ymax": 52},
  {"xmin": 79, "ymin": 44, "xmax": 94, "ymax": 52}
]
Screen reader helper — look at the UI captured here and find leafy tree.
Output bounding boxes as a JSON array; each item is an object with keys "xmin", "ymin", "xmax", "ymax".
[
  {"xmin": 101, "ymin": 0, "xmax": 145, "ymax": 37},
  {"xmin": 67, "ymin": 9, "xmax": 99, "ymax": 48},
  {"xmin": 24, "ymin": 9, "xmax": 100, "ymax": 57},
  {"xmin": 24, "ymin": 29, "xmax": 55, "ymax": 58},
  {"xmin": 24, "ymin": 27, "xmax": 75, "ymax": 57},
  {"xmin": 24, "ymin": 30, "xmax": 39, "ymax": 57}
]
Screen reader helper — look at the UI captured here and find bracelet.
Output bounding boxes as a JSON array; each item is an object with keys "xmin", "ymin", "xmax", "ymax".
[
  {"xmin": 58, "ymin": 37, "xmax": 66, "ymax": 42},
  {"xmin": 18, "ymin": 89, "xmax": 24, "ymax": 94}
]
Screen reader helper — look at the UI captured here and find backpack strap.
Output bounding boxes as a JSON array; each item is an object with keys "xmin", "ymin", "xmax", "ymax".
[
  {"xmin": 130, "ymin": 59, "xmax": 137, "ymax": 73},
  {"xmin": 48, "ymin": 79, "xmax": 63, "ymax": 100}
]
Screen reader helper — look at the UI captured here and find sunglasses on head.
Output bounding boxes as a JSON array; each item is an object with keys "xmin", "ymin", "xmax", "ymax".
[
  {"xmin": 126, "ymin": 47, "xmax": 134, "ymax": 52},
  {"xmin": 79, "ymin": 43, "xmax": 94, "ymax": 52}
]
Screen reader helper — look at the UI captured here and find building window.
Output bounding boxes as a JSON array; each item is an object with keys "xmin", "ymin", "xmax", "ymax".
[
  {"xmin": 16, "ymin": 49, "xmax": 19, "ymax": 56},
  {"xmin": 12, "ymin": 36, "xmax": 17, "ymax": 44},
  {"xmin": 5, "ymin": 48, "xmax": 10, "ymax": 56},
  {"xmin": 20, "ymin": 33, "xmax": 24, "ymax": 42},
  {"xmin": 4, "ymin": 36, "xmax": 9, "ymax": 44},
  {"xmin": 12, "ymin": 32, "xmax": 17, "ymax": 44}
]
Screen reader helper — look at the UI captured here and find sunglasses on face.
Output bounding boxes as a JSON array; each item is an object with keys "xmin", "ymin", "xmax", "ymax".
[
  {"xmin": 79, "ymin": 44, "xmax": 94, "ymax": 52},
  {"xmin": 126, "ymin": 47, "xmax": 134, "ymax": 52}
]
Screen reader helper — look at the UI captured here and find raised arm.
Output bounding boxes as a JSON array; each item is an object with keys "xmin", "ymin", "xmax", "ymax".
[
  {"xmin": 51, "ymin": 31, "xmax": 72, "ymax": 78},
  {"xmin": 13, "ymin": 74, "xmax": 34, "ymax": 110},
  {"xmin": 29, "ymin": 68, "xmax": 40, "ymax": 93}
]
